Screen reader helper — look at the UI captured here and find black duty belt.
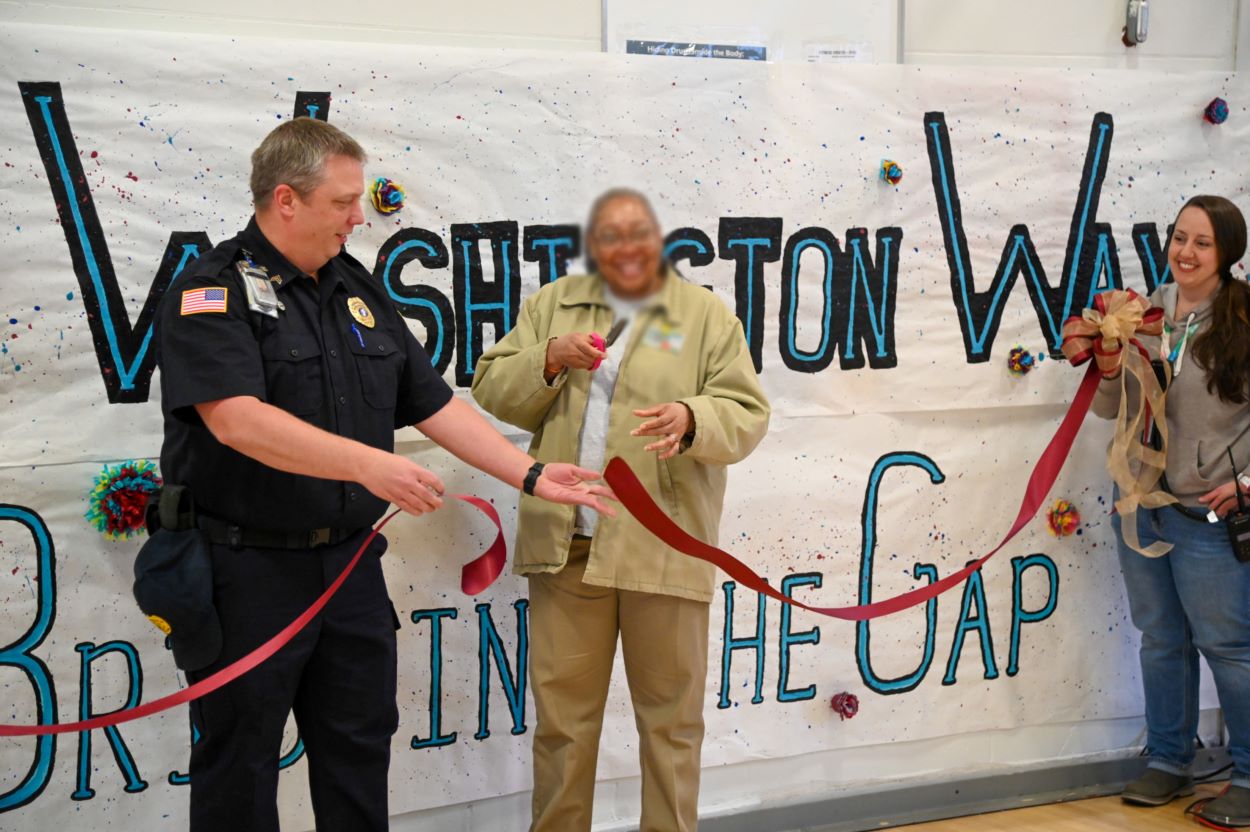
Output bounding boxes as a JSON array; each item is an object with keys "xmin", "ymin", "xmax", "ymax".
[{"xmin": 197, "ymin": 515, "xmax": 358, "ymax": 550}]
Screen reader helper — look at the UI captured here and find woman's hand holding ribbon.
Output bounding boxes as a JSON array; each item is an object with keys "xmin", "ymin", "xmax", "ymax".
[{"xmin": 1061, "ymin": 289, "xmax": 1176, "ymax": 556}]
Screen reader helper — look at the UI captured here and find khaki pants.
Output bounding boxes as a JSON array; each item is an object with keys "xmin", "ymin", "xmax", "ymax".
[{"xmin": 528, "ymin": 537, "xmax": 710, "ymax": 832}]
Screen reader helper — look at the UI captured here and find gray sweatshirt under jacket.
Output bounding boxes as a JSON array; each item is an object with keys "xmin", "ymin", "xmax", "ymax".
[{"xmin": 1091, "ymin": 282, "xmax": 1250, "ymax": 507}]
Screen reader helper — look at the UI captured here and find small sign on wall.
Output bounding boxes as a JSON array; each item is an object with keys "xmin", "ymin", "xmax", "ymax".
[
  {"xmin": 805, "ymin": 41, "xmax": 872, "ymax": 63},
  {"xmin": 624, "ymin": 39, "xmax": 767, "ymax": 60}
]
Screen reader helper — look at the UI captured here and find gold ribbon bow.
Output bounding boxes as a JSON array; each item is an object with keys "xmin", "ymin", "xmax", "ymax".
[{"xmin": 1062, "ymin": 290, "xmax": 1175, "ymax": 557}]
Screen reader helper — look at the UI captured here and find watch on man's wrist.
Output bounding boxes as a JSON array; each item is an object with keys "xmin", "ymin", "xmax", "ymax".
[{"xmin": 523, "ymin": 462, "xmax": 546, "ymax": 496}]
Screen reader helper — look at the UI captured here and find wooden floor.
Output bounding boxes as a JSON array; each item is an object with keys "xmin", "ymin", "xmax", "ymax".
[{"xmin": 899, "ymin": 782, "xmax": 1229, "ymax": 831}]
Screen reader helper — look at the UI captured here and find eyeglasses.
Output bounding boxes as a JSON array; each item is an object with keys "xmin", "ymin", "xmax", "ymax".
[{"xmin": 592, "ymin": 227, "xmax": 658, "ymax": 247}]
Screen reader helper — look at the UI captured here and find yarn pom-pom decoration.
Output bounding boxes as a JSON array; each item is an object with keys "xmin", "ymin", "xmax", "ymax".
[
  {"xmin": 369, "ymin": 177, "xmax": 406, "ymax": 214},
  {"xmin": 86, "ymin": 460, "xmax": 162, "ymax": 540},
  {"xmin": 880, "ymin": 159, "xmax": 903, "ymax": 186},
  {"xmin": 1203, "ymin": 97, "xmax": 1230, "ymax": 125},
  {"xmin": 1007, "ymin": 346, "xmax": 1036, "ymax": 376},
  {"xmin": 830, "ymin": 691, "xmax": 859, "ymax": 721},
  {"xmin": 1046, "ymin": 499, "xmax": 1081, "ymax": 538}
]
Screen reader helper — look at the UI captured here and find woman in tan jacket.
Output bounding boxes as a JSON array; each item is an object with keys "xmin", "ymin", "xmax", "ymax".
[{"xmin": 472, "ymin": 188, "xmax": 770, "ymax": 832}]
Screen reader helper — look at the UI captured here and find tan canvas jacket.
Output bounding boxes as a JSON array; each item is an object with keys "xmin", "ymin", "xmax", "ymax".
[{"xmin": 471, "ymin": 271, "xmax": 770, "ymax": 602}]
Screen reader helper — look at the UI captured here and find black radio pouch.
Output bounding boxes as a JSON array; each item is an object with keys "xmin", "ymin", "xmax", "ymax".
[
  {"xmin": 1226, "ymin": 513, "xmax": 1250, "ymax": 563},
  {"xmin": 144, "ymin": 484, "xmax": 197, "ymax": 535}
]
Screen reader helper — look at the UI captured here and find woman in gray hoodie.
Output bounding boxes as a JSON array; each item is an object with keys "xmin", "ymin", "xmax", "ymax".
[{"xmin": 1094, "ymin": 194, "xmax": 1250, "ymax": 827}]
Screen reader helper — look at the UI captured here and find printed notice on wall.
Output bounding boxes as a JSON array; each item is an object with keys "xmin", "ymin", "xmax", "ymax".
[
  {"xmin": 625, "ymin": 39, "xmax": 767, "ymax": 60},
  {"xmin": 805, "ymin": 41, "xmax": 872, "ymax": 63}
]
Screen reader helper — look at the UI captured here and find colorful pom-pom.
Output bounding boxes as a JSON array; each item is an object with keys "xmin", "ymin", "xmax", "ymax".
[
  {"xmin": 830, "ymin": 691, "xmax": 859, "ymax": 721},
  {"xmin": 369, "ymin": 177, "xmax": 406, "ymax": 214},
  {"xmin": 1204, "ymin": 97, "xmax": 1230, "ymax": 125},
  {"xmin": 1007, "ymin": 346, "xmax": 1036, "ymax": 376},
  {"xmin": 86, "ymin": 460, "xmax": 162, "ymax": 540},
  {"xmin": 880, "ymin": 159, "xmax": 903, "ymax": 186},
  {"xmin": 1046, "ymin": 499, "xmax": 1081, "ymax": 538}
]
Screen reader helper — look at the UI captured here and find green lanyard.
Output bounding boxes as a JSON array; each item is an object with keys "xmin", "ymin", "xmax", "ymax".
[{"xmin": 1164, "ymin": 318, "xmax": 1198, "ymax": 364}]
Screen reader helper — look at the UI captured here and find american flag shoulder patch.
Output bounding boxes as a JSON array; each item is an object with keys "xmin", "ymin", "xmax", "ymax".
[{"xmin": 181, "ymin": 287, "xmax": 228, "ymax": 315}]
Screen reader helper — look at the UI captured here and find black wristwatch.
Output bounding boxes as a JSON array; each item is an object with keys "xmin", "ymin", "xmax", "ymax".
[{"xmin": 522, "ymin": 462, "xmax": 546, "ymax": 496}]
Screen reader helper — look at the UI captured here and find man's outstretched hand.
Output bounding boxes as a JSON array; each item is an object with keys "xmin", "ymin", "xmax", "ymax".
[{"xmin": 533, "ymin": 463, "xmax": 617, "ymax": 516}]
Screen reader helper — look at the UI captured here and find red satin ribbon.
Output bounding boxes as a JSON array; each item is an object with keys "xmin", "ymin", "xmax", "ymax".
[
  {"xmin": 0, "ymin": 495, "xmax": 505, "ymax": 738},
  {"xmin": 604, "ymin": 362, "xmax": 1101, "ymax": 621},
  {"xmin": 457, "ymin": 495, "xmax": 506, "ymax": 595}
]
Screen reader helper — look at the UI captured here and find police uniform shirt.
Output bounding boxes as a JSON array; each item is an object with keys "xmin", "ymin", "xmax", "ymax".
[{"xmin": 157, "ymin": 216, "xmax": 453, "ymax": 533}]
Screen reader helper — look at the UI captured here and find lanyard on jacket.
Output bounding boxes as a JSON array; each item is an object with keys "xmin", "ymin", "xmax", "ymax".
[{"xmin": 1161, "ymin": 312, "xmax": 1198, "ymax": 376}]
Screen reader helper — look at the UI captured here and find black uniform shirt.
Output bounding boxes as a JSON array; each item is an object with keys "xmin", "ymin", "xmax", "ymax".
[{"xmin": 157, "ymin": 217, "xmax": 453, "ymax": 532}]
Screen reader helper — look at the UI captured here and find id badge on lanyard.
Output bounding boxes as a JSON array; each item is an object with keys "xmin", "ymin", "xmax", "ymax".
[{"xmin": 235, "ymin": 251, "xmax": 283, "ymax": 318}]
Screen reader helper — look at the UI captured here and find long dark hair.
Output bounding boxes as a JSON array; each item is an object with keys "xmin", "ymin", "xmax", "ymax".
[{"xmin": 1177, "ymin": 195, "xmax": 1250, "ymax": 404}]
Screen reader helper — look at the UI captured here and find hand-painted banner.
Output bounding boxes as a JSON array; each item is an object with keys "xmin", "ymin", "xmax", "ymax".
[
  {"xmin": 0, "ymin": 497, "xmax": 504, "ymax": 738},
  {"xmin": 604, "ymin": 362, "xmax": 1101, "ymax": 620},
  {"xmin": 3, "ymin": 19, "xmax": 1246, "ymax": 829}
]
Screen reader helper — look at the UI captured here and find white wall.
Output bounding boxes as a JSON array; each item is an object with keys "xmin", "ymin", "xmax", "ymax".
[
  {"xmin": 3, "ymin": 0, "xmax": 1247, "ymax": 68},
  {"xmin": 9, "ymin": 0, "xmax": 1250, "ymax": 68},
  {"xmin": 599, "ymin": 0, "xmax": 1246, "ymax": 70},
  {"xmin": 904, "ymin": 0, "xmax": 1242, "ymax": 70},
  {"xmin": 0, "ymin": 0, "xmax": 603, "ymax": 50}
]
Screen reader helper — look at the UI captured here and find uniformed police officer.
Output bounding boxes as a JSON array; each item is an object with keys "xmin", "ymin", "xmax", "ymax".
[{"xmin": 156, "ymin": 117, "xmax": 613, "ymax": 832}]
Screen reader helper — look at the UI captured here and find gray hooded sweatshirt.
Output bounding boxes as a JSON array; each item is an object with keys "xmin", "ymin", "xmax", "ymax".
[{"xmin": 1091, "ymin": 282, "xmax": 1250, "ymax": 507}]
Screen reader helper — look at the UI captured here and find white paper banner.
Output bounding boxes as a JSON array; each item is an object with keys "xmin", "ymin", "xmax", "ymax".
[{"xmin": 0, "ymin": 20, "xmax": 1245, "ymax": 828}]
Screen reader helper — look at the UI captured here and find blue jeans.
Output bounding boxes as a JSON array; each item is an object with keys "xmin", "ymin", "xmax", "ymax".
[{"xmin": 1114, "ymin": 498, "xmax": 1250, "ymax": 787}]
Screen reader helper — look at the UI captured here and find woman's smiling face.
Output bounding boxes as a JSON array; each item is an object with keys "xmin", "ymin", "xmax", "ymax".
[
  {"xmin": 1168, "ymin": 204, "xmax": 1222, "ymax": 301},
  {"xmin": 588, "ymin": 195, "xmax": 664, "ymax": 299}
]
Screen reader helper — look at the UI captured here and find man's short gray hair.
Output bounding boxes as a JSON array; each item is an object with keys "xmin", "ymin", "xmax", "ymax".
[{"xmin": 250, "ymin": 117, "xmax": 367, "ymax": 208}]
